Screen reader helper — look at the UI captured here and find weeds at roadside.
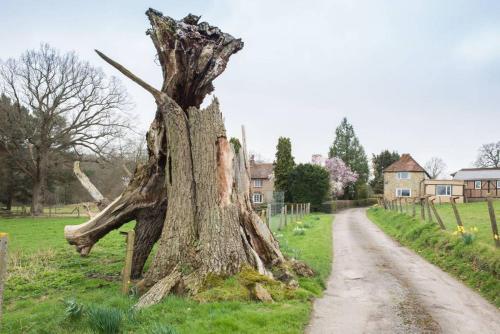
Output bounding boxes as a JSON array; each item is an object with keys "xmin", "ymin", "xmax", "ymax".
[
  {"xmin": 86, "ymin": 304, "xmax": 123, "ymax": 334},
  {"xmin": 150, "ymin": 323, "xmax": 179, "ymax": 334},
  {"xmin": 64, "ymin": 298, "xmax": 84, "ymax": 320}
]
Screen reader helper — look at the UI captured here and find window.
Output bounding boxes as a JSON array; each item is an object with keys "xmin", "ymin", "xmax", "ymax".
[
  {"xmin": 252, "ymin": 192, "xmax": 263, "ymax": 204},
  {"xmin": 397, "ymin": 172, "xmax": 410, "ymax": 180},
  {"xmin": 436, "ymin": 185, "xmax": 452, "ymax": 196},
  {"xmin": 497, "ymin": 180, "xmax": 500, "ymax": 189},
  {"xmin": 396, "ymin": 188, "xmax": 411, "ymax": 197},
  {"xmin": 253, "ymin": 179, "xmax": 263, "ymax": 188},
  {"xmin": 474, "ymin": 181, "xmax": 482, "ymax": 190}
]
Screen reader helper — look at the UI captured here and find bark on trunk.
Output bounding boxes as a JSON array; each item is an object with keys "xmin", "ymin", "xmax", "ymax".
[
  {"xmin": 64, "ymin": 8, "xmax": 284, "ymax": 305},
  {"xmin": 31, "ymin": 154, "xmax": 47, "ymax": 216}
]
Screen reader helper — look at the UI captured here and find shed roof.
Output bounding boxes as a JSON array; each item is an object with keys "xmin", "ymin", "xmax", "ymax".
[
  {"xmin": 250, "ymin": 162, "xmax": 273, "ymax": 179},
  {"xmin": 452, "ymin": 168, "xmax": 500, "ymax": 180},
  {"xmin": 384, "ymin": 154, "xmax": 430, "ymax": 177},
  {"xmin": 423, "ymin": 179, "xmax": 464, "ymax": 185}
]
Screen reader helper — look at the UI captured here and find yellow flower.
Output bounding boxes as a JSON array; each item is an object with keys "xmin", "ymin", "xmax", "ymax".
[{"xmin": 494, "ymin": 234, "xmax": 499, "ymax": 241}]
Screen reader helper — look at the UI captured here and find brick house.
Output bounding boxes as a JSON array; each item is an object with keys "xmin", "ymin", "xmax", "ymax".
[
  {"xmin": 249, "ymin": 156, "xmax": 274, "ymax": 206},
  {"xmin": 383, "ymin": 154, "xmax": 430, "ymax": 201},
  {"xmin": 452, "ymin": 168, "xmax": 500, "ymax": 201},
  {"xmin": 384, "ymin": 154, "xmax": 464, "ymax": 203}
]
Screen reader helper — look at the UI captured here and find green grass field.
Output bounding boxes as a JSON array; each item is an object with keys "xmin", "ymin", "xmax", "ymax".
[
  {"xmin": 395, "ymin": 200, "xmax": 500, "ymax": 248},
  {"xmin": 0, "ymin": 213, "xmax": 333, "ymax": 333},
  {"xmin": 367, "ymin": 206, "xmax": 500, "ymax": 307},
  {"xmin": 434, "ymin": 201, "xmax": 500, "ymax": 247}
]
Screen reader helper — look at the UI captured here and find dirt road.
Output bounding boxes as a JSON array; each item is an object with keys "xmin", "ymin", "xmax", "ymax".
[{"xmin": 307, "ymin": 208, "xmax": 500, "ymax": 334}]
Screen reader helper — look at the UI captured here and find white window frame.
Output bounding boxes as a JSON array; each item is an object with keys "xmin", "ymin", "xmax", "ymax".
[
  {"xmin": 252, "ymin": 192, "xmax": 263, "ymax": 204},
  {"xmin": 497, "ymin": 180, "xmax": 500, "ymax": 189},
  {"xmin": 396, "ymin": 188, "xmax": 411, "ymax": 197},
  {"xmin": 474, "ymin": 181, "xmax": 482, "ymax": 190},
  {"xmin": 436, "ymin": 185, "xmax": 452, "ymax": 196},
  {"xmin": 397, "ymin": 172, "xmax": 410, "ymax": 180},
  {"xmin": 253, "ymin": 179, "xmax": 263, "ymax": 188}
]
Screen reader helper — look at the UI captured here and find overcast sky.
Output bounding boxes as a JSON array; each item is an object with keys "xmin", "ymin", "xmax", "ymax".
[{"xmin": 1, "ymin": 0, "xmax": 500, "ymax": 177}]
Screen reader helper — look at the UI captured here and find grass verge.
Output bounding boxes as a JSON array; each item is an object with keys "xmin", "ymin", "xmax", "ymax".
[
  {"xmin": 367, "ymin": 207, "xmax": 500, "ymax": 307},
  {"xmin": 0, "ymin": 213, "xmax": 333, "ymax": 333}
]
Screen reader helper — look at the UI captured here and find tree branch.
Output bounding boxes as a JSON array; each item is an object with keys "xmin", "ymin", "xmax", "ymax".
[{"xmin": 95, "ymin": 50, "xmax": 161, "ymax": 101}]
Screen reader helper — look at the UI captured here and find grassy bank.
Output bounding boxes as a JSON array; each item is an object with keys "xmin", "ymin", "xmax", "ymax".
[
  {"xmin": 367, "ymin": 207, "xmax": 500, "ymax": 307},
  {"xmin": 433, "ymin": 201, "xmax": 500, "ymax": 247},
  {"xmin": 0, "ymin": 213, "xmax": 332, "ymax": 333}
]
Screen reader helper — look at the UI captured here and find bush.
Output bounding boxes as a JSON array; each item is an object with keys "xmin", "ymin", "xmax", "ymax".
[
  {"xmin": 86, "ymin": 305, "xmax": 123, "ymax": 334},
  {"xmin": 64, "ymin": 298, "xmax": 84, "ymax": 320},
  {"xmin": 288, "ymin": 164, "xmax": 330, "ymax": 210},
  {"xmin": 293, "ymin": 227, "xmax": 306, "ymax": 236}
]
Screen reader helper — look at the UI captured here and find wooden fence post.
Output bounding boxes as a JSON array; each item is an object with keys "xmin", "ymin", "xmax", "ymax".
[
  {"xmin": 284, "ymin": 205, "xmax": 288, "ymax": 227},
  {"xmin": 120, "ymin": 230, "xmax": 135, "ymax": 294},
  {"xmin": 429, "ymin": 198, "xmax": 446, "ymax": 230},
  {"xmin": 425, "ymin": 196, "xmax": 433, "ymax": 222},
  {"xmin": 0, "ymin": 233, "xmax": 8, "ymax": 324},
  {"xmin": 486, "ymin": 194, "xmax": 500, "ymax": 248},
  {"xmin": 420, "ymin": 197, "xmax": 425, "ymax": 220},
  {"xmin": 279, "ymin": 207, "xmax": 284, "ymax": 230},
  {"xmin": 412, "ymin": 198, "xmax": 416, "ymax": 217},
  {"xmin": 398, "ymin": 198, "xmax": 403, "ymax": 213},
  {"xmin": 290, "ymin": 204, "xmax": 294, "ymax": 223},
  {"xmin": 450, "ymin": 196, "xmax": 465, "ymax": 236}
]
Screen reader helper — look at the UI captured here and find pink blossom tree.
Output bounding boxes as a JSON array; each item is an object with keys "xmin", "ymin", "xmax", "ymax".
[{"xmin": 324, "ymin": 157, "xmax": 358, "ymax": 198}]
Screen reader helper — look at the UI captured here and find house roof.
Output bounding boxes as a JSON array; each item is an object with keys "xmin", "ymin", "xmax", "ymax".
[
  {"xmin": 250, "ymin": 162, "xmax": 273, "ymax": 179},
  {"xmin": 384, "ymin": 154, "xmax": 430, "ymax": 177},
  {"xmin": 452, "ymin": 168, "xmax": 500, "ymax": 180}
]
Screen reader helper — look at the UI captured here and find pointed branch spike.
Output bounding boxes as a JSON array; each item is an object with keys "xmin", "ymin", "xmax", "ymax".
[{"xmin": 95, "ymin": 49, "xmax": 161, "ymax": 100}]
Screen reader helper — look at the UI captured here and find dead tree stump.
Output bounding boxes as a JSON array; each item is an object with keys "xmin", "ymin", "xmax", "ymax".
[{"xmin": 64, "ymin": 9, "xmax": 284, "ymax": 307}]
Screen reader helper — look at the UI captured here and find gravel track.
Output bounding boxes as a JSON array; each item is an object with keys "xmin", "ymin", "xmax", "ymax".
[{"xmin": 307, "ymin": 208, "xmax": 500, "ymax": 334}]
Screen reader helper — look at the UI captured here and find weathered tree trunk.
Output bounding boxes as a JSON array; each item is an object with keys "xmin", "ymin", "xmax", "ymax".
[
  {"xmin": 31, "ymin": 154, "xmax": 48, "ymax": 216},
  {"xmin": 64, "ymin": 9, "xmax": 284, "ymax": 303}
]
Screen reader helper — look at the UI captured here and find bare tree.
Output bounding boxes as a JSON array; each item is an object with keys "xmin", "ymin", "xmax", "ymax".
[
  {"xmin": 64, "ymin": 10, "xmax": 291, "ymax": 307},
  {"xmin": 0, "ymin": 44, "xmax": 129, "ymax": 215},
  {"xmin": 475, "ymin": 142, "xmax": 500, "ymax": 168},
  {"xmin": 425, "ymin": 157, "xmax": 447, "ymax": 179}
]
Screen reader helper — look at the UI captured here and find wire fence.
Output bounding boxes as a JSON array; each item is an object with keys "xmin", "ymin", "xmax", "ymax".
[
  {"xmin": 257, "ymin": 202, "xmax": 311, "ymax": 232},
  {"xmin": 0, "ymin": 202, "xmax": 99, "ymax": 218}
]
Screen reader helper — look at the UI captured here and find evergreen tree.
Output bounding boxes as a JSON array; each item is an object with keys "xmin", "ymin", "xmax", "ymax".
[
  {"xmin": 328, "ymin": 117, "xmax": 369, "ymax": 199},
  {"xmin": 288, "ymin": 164, "xmax": 330, "ymax": 210},
  {"xmin": 273, "ymin": 137, "xmax": 295, "ymax": 201},
  {"xmin": 370, "ymin": 150, "xmax": 400, "ymax": 194}
]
